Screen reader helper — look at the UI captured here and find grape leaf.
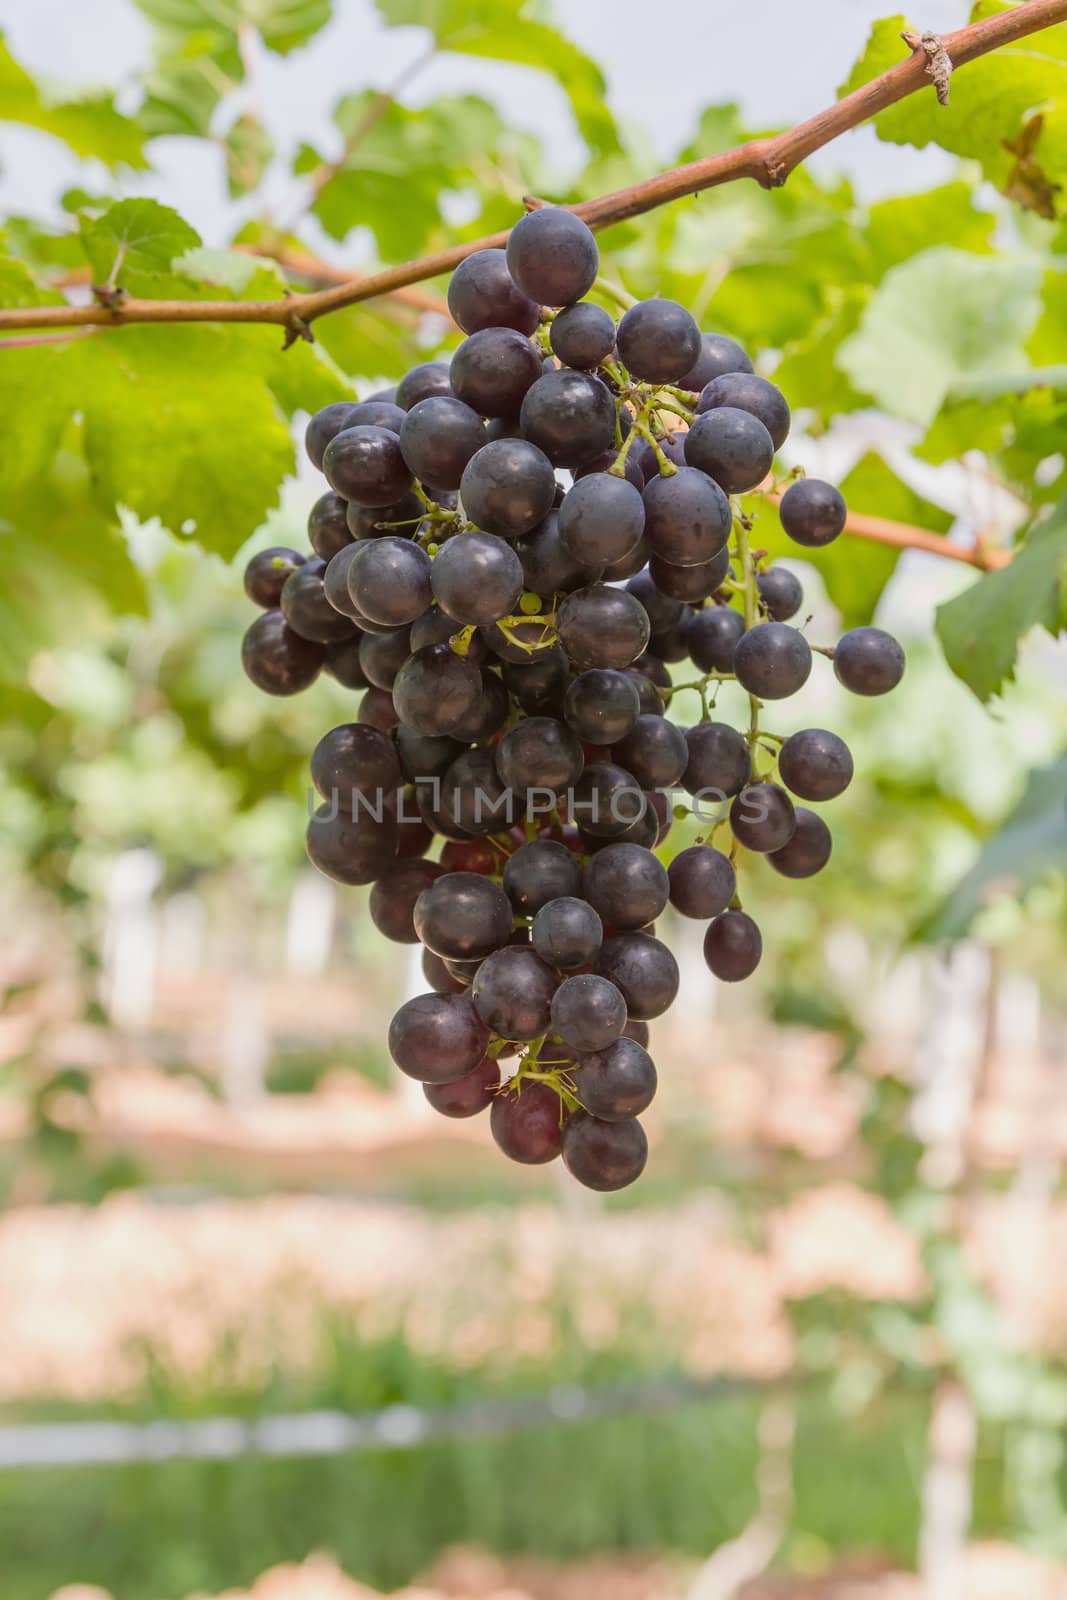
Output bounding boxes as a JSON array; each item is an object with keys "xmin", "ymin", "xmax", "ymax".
[
  {"xmin": 841, "ymin": 6, "xmax": 1067, "ymax": 218},
  {"xmin": 934, "ymin": 503, "xmax": 1067, "ymax": 702},
  {"xmin": 225, "ymin": 113, "xmax": 274, "ymax": 198},
  {"xmin": 132, "ymin": 0, "xmax": 332, "ymax": 62},
  {"xmin": 863, "ymin": 182, "xmax": 995, "ymax": 274},
  {"xmin": 0, "ymin": 35, "xmax": 146, "ymax": 168},
  {"xmin": 915, "ymin": 754, "xmax": 1067, "ymax": 941},
  {"xmin": 79, "ymin": 200, "xmax": 203, "ymax": 288},
  {"xmin": 837, "ymin": 247, "xmax": 1043, "ymax": 426},
  {"xmin": 374, "ymin": 0, "xmax": 620, "ymax": 157}
]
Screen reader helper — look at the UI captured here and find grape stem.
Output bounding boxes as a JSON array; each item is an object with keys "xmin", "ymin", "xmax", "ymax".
[{"xmin": 732, "ymin": 504, "xmax": 763, "ymax": 749}]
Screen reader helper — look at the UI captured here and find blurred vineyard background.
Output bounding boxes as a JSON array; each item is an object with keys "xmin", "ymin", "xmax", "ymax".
[{"xmin": 2, "ymin": 1, "xmax": 1067, "ymax": 1597}]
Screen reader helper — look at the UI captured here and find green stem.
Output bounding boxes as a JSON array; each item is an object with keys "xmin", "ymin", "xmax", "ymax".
[
  {"xmin": 595, "ymin": 274, "xmax": 637, "ymax": 311},
  {"xmin": 732, "ymin": 506, "xmax": 762, "ymax": 748}
]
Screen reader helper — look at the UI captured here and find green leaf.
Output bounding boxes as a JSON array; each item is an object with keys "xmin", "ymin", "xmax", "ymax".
[
  {"xmin": 132, "ymin": 0, "xmax": 332, "ymax": 61},
  {"xmin": 864, "ymin": 182, "xmax": 995, "ymax": 274},
  {"xmin": 79, "ymin": 200, "xmax": 203, "ymax": 289},
  {"xmin": 375, "ymin": 0, "xmax": 620, "ymax": 157},
  {"xmin": 0, "ymin": 34, "xmax": 146, "ymax": 168},
  {"xmin": 841, "ymin": 6, "xmax": 1067, "ymax": 218},
  {"xmin": 837, "ymin": 247, "xmax": 1043, "ymax": 426},
  {"xmin": 224, "ymin": 113, "xmax": 274, "ymax": 198},
  {"xmin": 0, "ymin": 254, "xmax": 63, "ymax": 309},
  {"xmin": 915, "ymin": 754, "xmax": 1067, "ymax": 941},
  {"xmin": 934, "ymin": 502, "xmax": 1067, "ymax": 701}
]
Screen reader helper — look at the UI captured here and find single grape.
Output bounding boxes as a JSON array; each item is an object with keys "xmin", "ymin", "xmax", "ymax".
[
  {"xmin": 569, "ymin": 763, "xmax": 646, "ymax": 839},
  {"xmin": 424, "ymin": 1056, "xmax": 501, "ymax": 1118},
  {"xmin": 430, "ymin": 530, "xmax": 524, "ymax": 627},
  {"xmin": 460, "ymin": 438, "xmax": 557, "ymax": 539},
  {"xmin": 323, "ymin": 545, "xmax": 365, "ymax": 622},
  {"xmin": 502, "ymin": 645, "xmax": 571, "ymax": 716},
  {"xmin": 595, "ymin": 931, "xmax": 679, "ymax": 1019},
  {"xmin": 677, "ymin": 332, "xmax": 754, "ymax": 392},
  {"xmin": 681, "ymin": 722, "xmax": 750, "ymax": 800},
  {"xmin": 778, "ymin": 728, "xmax": 854, "ymax": 801},
  {"xmin": 490, "ymin": 1081, "xmax": 566, "ymax": 1164},
  {"xmin": 556, "ymin": 585, "xmax": 650, "ymax": 670},
  {"xmin": 310, "ymin": 723, "xmax": 401, "ymax": 805},
  {"xmin": 632, "ymin": 431, "xmax": 687, "ymax": 479},
  {"xmin": 697, "ymin": 372, "xmax": 791, "ymax": 450},
  {"xmin": 649, "ymin": 548, "xmax": 730, "ymax": 603},
  {"xmin": 496, "ymin": 716, "xmax": 584, "ymax": 795},
  {"xmin": 688, "ymin": 605, "xmax": 745, "ymax": 673},
  {"xmin": 729, "ymin": 781, "xmax": 797, "ymax": 853},
  {"xmin": 514, "ymin": 512, "xmax": 603, "ymax": 598},
  {"xmin": 244, "ymin": 546, "xmax": 307, "ymax": 609},
  {"xmin": 307, "ymin": 492, "xmax": 353, "ymax": 561},
  {"xmin": 450, "ymin": 327, "xmax": 543, "ymax": 419},
  {"xmin": 506, "ymin": 207, "xmax": 599, "ymax": 307},
  {"xmin": 616, "ymin": 299, "xmax": 701, "ymax": 384},
  {"xmin": 396, "ymin": 724, "xmax": 464, "ymax": 782},
  {"xmin": 439, "ymin": 745, "xmax": 518, "ymax": 836},
  {"xmin": 703, "ymin": 910, "xmax": 762, "ymax": 981},
  {"xmin": 395, "ymin": 362, "xmax": 453, "ymax": 411},
  {"xmin": 448, "ymin": 667, "xmax": 511, "ymax": 743},
  {"xmin": 519, "ymin": 369, "xmax": 615, "ymax": 467},
  {"xmin": 369, "ymin": 858, "xmax": 444, "ymax": 944},
  {"xmin": 757, "ymin": 566, "xmax": 803, "ymax": 621},
  {"xmin": 564, "ymin": 668, "xmax": 641, "ymax": 745},
  {"xmin": 632, "ymin": 652, "xmax": 672, "ymax": 691},
  {"xmin": 550, "ymin": 973, "xmax": 627, "ymax": 1053},
  {"xmin": 667, "ymin": 844, "xmax": 736, "ymax": 919},
  {"xmin": 358, "ymin": 687, "xmax": 399, "ymax": 733},
  {"xmin": 305, "ymin": 401, "xmax": 358, "ymax": 470},
  {"xmin": 622, "ymin": 1018, "xmax": 650, "ymax": 1048},
  {"xmin": 550, "ymin": 301, "xmax": 616, "ymax": 369},
  {"xmin": 281, "ymin": 561, "xmax": 359, "ymax": 644},
  {"xmin": 643, "ymin": 467, "xmax": 731, "ymax": 568},
  {"xmin": 408, "ymin": 607, "xmax": 482, "ymax": 656},
  {"xmin": 323, "ymin": 426, "xmax": 414, "ymax": 508},
  {"xmin": 833, "ymin": 627, "xmax": 906, "ymax": 696},
  {"xmin": 582, "ymin": 842, "xmax": 669, "ymax": 930},
  {"xmin": 358, "ymin": 627, "xmax": 413, "ymax": 690},
  {"xmin": 347, "ymin": 537, "xmax": 432, "ymax": 627},
  {"xmin": 625, "ymin": 570, "xmax": 684, "ymax": 636},
  {"xmin": 392, "ymin": 642, "xmax": 483, "ymax": 736},
  {"xmin": 572, "ymin": 1036, "xmax": 656, "ymax": 1120},
  {"xmin": 618, "ymin": 715, "xmax": 690, "ymax": 788},
  {"xmin": 649, "ymin": 616, "xmax": 692, "ymax": 665},
  {"xmin": 323, "ymin": 637, "xmax": 369, "ymax": 689},
  {"xmin": 768, "ymin": 807, "xmax": 832, "ymax": 878},
  {"xmin": 472, "ymin": 946, "xmax": 559, "ymax": 1040},
  {"xmin": 396, "ymin": 805, "xmax": 433, "ymax": 860},
  {"xmin": 306, "ymin": 800, "xmax": 398, "ymax": 885},
  {"xmin": 346, "ymin": 492, "xmax": 424, "ymax": 540},
  {"xmin": 504, "ymin": 839, "xmax": 581, "ymax": 915},
  {"xmin": 600, "ymin": 535, "xmax": 651, "ymax": 582},
  {"xmin": 398, "ymin": 396, "xmax": 486, "ymax": 490},
  {"xmin": 480, "ymin": 616, "xmax": 558, "ymax": 663},
  {"xmin": 242, "ymin": 609, "xmax": 325, "ymax": 695},
  {"xmin": 414, "ymin": 871, "xmax": 514, "ymax": 960},
  {"xmin": 779, "ymin": 477, "xmax": 846, "ymax": 548},
  {"xmin": 531, "ymin": 896, "xmax": 603, "ymax": 970},
  {"xmin": 388, "ymin": 992, "xmax": 489, "ymax": 1083},
  {"xmin": 447, "ymin": 248, "xmax": 540, "ymax": 335},
  {"xmin": 562, "ymin": 1113, "xmax": 648, "ymax": 1191},
  {"xmin": 733, "ymin": 622, "xmax": 812, "ymax": 700},
  {"xmin": 683, "ymin": 407, "xmax": 774, "ymax": 494},
  {"xmin": 558, "ymin": 474, "xmax": 646, "ymax": 567},
  {"xmin": 422, "ymin": 947, "xmax": 469, "ymax": 995}
]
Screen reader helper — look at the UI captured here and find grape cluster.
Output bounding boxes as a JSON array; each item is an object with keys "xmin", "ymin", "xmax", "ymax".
[{"xmin": 240, "ymin": 206, "xmax": 906, "ymax": 1192}]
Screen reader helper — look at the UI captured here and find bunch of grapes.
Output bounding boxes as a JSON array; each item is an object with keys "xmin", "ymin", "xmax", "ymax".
[{"xmin": 240, "ymin": 206, "xmax": 905, "ymax": 1192}]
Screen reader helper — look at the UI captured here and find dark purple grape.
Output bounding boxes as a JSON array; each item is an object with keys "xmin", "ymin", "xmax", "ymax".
[
  {"xmin": 681, "ymin": 722, "xmax": 750, "ymax": 800},
  {"xmin": 346, "ymin": 492, "xmax": 424, "ymax": 540},
  {"xmin": 625, "ymin": 570, "xmax": 684, "ymax": 636},
  {"xmin": 490, "ymin": 1081, "xmax": 565, "ymax": 1163},
  {"xmin": 369, "ymin": 858, "xmax": 444, "ymax": 943},
  {"xmin": 601, "ymin": 535, "xmax": 651, "ymax": 582},
  {"xmin": 307, "ymin": 493, "xmax": 353, "ymax": 561},
  {"xmin": 703, "ymin": 910, "xmax": 762, "ymax": 981},
  {"xmin": 779, "ymin": 477, "xmax": 846, "ymax": 548},
  {"xmin": 514, "ymin": 511, "xmax": 603, "ymax": 597},
  {"xmin": 616, "ymin": 299, "xmax": 701, "ymax": 384},
  {"xmin": 550, "ymin": 973, "xmax": 627, "ymax": 1053},
  {"xmin": 556, "ymin": 585, "xmax": 650, "ymax": 670},
  {"xmin": 623, "ymin": 1018, "xmax": 650, "ymax": 1047},
  {"xmin": 834, "ymin": 627, "xmax": 906, "ymax": 696},
  {"xmin": 531, "ymin": 896, "xmax": 603, "ymax": 969},
  {"xmin": 281, "ymin": 561, "xmax": 358, "ymax": 644},
  {"xmin": 358, "ymin": 627, "xmax": 412, "ymax": 690},
  {"xmin": 562, "ymin": 1112, "xmax": 647, "ymax": 1191},
  {"xmin": 345, "ymin": 399, "xmax": 406, "ymax": 434},
  {"xmin": 506, "ymin": 207, "xmax": 598, "ymax": 307},
  {"xmin": 472, "ymin": 946, "xmax": 559, "ymax": 1040},
  {"xmin": 447, "ymin": 248, "xmax": 540, "ymax": 335},
  {"xmin": 733, "ymin": 622, "xmax": 812, "ymax": 700},
  {"xmin": 614, "ymin": 714, "xmax": 688, "ymax": 788},
  {"xmin": 688, "ymin": 605, "xmax": 745, "ymax": 673},
  {"xmin": 502, "ymin": 645, "xmax": 570, "ymax": 715},
  {"xmin": 495, "ymin": 716, "xmax": 584, "ymax": 795},
  {"xmin": 460, "ymin": 438, "xmax": 556, "ymax": 539},
  {"xmin": 431, "ymin": 530, "xmax": 523, "ymax": 626},
  {"xmin": 683, "ymin": 407, "xmax": 774, "ymax": 494},
  {"xmin": 388, "ymin": 992, "xmax": 489, "ymax": 1083},
  {"xmin": 396, "ymin": 724, "xmax": 464, "ymax": 782},
  {"xmin": 757, "ymin": 567, "xmax": 803, "ymax": 621},
  {"xmin": 479, "ymin": 616, "xmax": 558, "ymax": 664},
  {"xmin": 424, "ymin": 1056, "xmax": 500, "ymax": 1117},
  {"xmin": 768, "ymin": 807, "xmax": 832, "ymax": 878},
  {"xmin": 504, "ymin": 839, "xmax": 581, "ymax": 915},
  {"xmin": 582, "ymin": 842, "xmax": 669, "ymax": 930},
  {"xmin": 347, "ymin": 537, "xmax": 432, "ymax": 627},
  {"xmin": 572, "ymin": 1037, "xmax": 656, "ymax": 1120},
  {"xmin": 564, "ymin": 668, "xmax": 641, "ymax": 745},
  {"xmin": 519, "ymin": 369, "xmax": 615, "ymax": 467},
  {"xmin": 778, "ymin": 728, "xmax": 853, "ymax": 801},
  {"xmin": 422, "ymin": 947, "xmax": 468, "ymax": 995},
  {"xmin": 697, "ymin": 372, "xmax": 790, "ymax": 450},
  {"xmin": 358, "ymin": 687, "xmax": 399, "ymax": 733},
  {"xmin": 632, "ymin": 652, "xmax": 672, "ymax": 691},
  {"xmin": 569, "ymin": 763, "xmax": 646, "ymax": 839},
  {"xmin": 414, "ymin": 871, "xmax": 514, "ymax": 960},
  {"xmin": 324, "ymin": 636, "xmax": 369, "ymax": 689},
  {"xmin": 395, "ymin": 362, "xmax": 453, "ymax": 411},
  {"xmin": 311, "ymin": 723, "xmax": 401, "ymax": 804},
  {"xmin": 649, "ymin": 617, "xmax": 692, "ymax": 665},
  {"xmin": 643, "ymin": 467, "xmax": 731, "ymax": 568},
  {"xmin": 244, "ymin": 546, "xmax": 307, "ymax": 609},
  {"xmin": 447, "ymin": 667, "xmax": 510, "ymax": 743},
  {"xmin": 558, "ymin": 474, "xmax": 645, "ymax": 567},
  {"xmin": 323, "ymin": 426, "xmax": 414, "ymax": 508},
  {"xmin": 392, "ymin": 642, "xmax": 483, "ymax": 736},
  {"xmin": 595, "ymin": 931, "xmax": 678, "ymax": 1019},
  {"xmin": 729, "ymin": 781, "xmax": 797, "ymax": 853},
  {"xmin": 624, "ymin": 669, "xmax": 666, "ymax": 717},
  {"xmin": 677, "ymin": 332, "xmax": 754, "ymax": 392},
  {"xmin": 450, "ymin": 327, "xmax": 543, "ymax": 419},
  {"xmin": 324, "ymin": 545, "xmax": 364, "ymax": 621},
  {"xmin": 550, "ymin": 301, "xmax": 616, "ymax": 369},
  {"xmin": 667, "ymin": 844, "xmax": 736, "ymax": 919},
  {"xmin": 577, "ymin": 450, "xmax": 645, "ymax": 493},
  {"xmin": 649, "ymin": 548, "xmax": 730, "ymax": 603},
  {"xmin": 242, "ymin": 609, "xmax": 324, "ymax": 695},
  {"xmin": 396, "ymin": 396, "xmax": 485, "ymax": 491},
  {"xmin": 438, "ymin": 745, "xmax": 516, "ymax": 837},
  {"xmin": 408, "ymin": 607, "xmax": 484, "ymax": 656},
  {"xmin": 306, "ymin": 800, "xmax": 398, "ymax": 885},
  {"xmin": 305, "ymin": 401, "xmax": 358, "ymax": 470}
]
